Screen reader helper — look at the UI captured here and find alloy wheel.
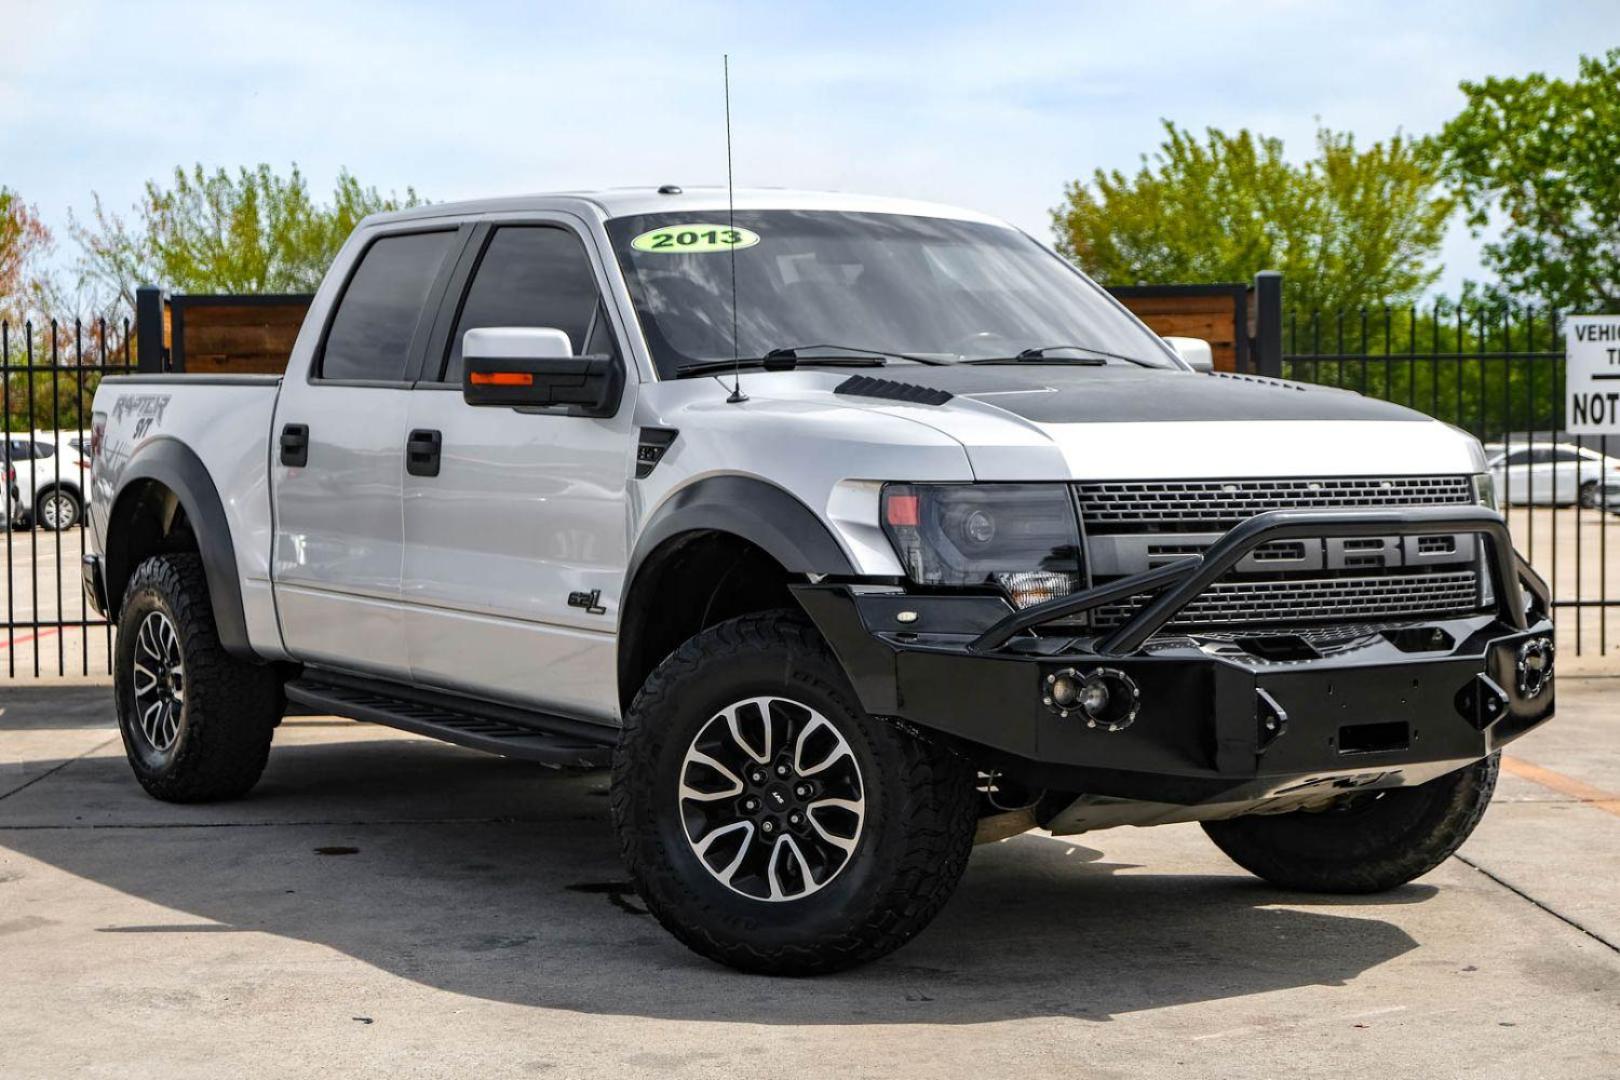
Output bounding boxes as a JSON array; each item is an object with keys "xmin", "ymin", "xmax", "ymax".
[
  {"xmin": 131, "ymin": 611, "xmax": 186, "ymax": 753},
  {"xmin": 678, "ymin": 696, "xmax": 865, "ymax": 902}
]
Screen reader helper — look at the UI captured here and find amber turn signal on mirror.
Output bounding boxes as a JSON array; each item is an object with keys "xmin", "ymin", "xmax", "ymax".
[{"xmin": 467, "ymin": 371, "xmax": 535, "ymax": 387}]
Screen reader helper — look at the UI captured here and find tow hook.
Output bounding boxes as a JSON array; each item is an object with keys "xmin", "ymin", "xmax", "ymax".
[{"xmin": 1456, "ymin": 673, "xmax": 1512, "ymax": 730}]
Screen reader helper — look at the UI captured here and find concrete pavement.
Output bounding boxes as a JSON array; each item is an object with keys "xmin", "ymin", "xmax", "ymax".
[{"xmin": 1, "ymin": 679, "xmax": 1617, "ymax": 1079}]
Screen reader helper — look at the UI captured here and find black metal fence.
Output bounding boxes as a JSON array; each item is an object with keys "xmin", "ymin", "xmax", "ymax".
[
  {"xmin": 3, "ymin": 317, "xmax": 134, "ymax": 677},
  {"xmin": 1284, "ymin": 303, "xmax": 1616, "ymax": 656},
  {"xmin": 2, "ymin": 300, "xmax": 1617, "ymax": 678}
]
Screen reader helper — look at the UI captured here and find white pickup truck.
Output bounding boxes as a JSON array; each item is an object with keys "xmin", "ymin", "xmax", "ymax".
[{"xmin": 85, "ymin": 188, "xmax": 1555, "ymax": 975}]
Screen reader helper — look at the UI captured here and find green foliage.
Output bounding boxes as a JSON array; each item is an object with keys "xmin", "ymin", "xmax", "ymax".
[
  {"xmin": 72, "ymin": 164, "xmax": 424, "ymax": 308},
  {"xmin": 4, "ymin": 369, "xmax": 103, "ymax": 436},
  {"xmin": 2, "ymin": 317, "xmax": 128, "ymax": 434},
  {"xmin": 1051, "ymin": 123, "xmax": 1453, "ymax": 314},
  {"xmin": 1434, "ymin": 49, "xmax": 1620, "ymax": 314}
]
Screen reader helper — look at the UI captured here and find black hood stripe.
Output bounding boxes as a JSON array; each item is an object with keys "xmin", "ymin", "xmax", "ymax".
[{"xmin": 843, "ymin": 365, "xmax": 1423, "ymax": 424}]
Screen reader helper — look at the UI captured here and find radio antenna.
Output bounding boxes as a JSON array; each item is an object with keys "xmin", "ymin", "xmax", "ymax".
[{"xmin": 724, "ymin": 53, "xmax": 746, "ymax": 404}]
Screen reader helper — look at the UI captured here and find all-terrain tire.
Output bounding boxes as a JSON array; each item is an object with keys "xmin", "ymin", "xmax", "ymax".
[
  {"xmin": 612, "ymin": 610, "xmax": 979, "ymax": 975},
  {"xmin": 1202, "ymin": 754, "xmax": 1499, "ymax": 893},
  {"xmin": 114, "ymin": 553, "xmax": 281, "ymax": 802}
]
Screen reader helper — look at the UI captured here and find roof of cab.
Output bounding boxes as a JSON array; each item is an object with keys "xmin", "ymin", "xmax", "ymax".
[{"xmin": 363, "ymin": 187, "xmax": 1012, "ymax": 229}]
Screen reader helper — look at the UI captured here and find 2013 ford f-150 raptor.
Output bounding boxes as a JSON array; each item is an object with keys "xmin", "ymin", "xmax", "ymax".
[{"xmin": 85, "ymin": 188, "xmax": 1555, "ymax": 975}]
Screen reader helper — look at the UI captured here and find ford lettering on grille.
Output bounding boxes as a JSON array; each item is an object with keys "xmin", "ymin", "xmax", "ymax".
[{"xmin": 1074, "ymin": 475, "xmax": 1484, "ymax": 631}]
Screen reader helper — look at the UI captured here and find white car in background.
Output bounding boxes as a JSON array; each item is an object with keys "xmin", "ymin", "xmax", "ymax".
[
  {"xmin": 3, "ymin": 432, "xmax": 91, "ymax": 530},
  {"xmin": 1488, "ymin": 442, "xmax": 1620, "ymax": 508}
]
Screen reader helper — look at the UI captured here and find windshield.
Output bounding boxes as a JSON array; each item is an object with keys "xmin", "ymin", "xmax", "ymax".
[{"xmin": 604, "ymin": 210, "xmax": 1178, "ymax": 378}]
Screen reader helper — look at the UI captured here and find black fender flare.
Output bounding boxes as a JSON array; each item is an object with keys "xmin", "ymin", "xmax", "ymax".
[
  {"xmin": 625, "ymin": 475, "xmax": 856, "ymax": 590},
  {"xmin": 615, "ymin": 476, "xmax": 857, "ymax": 707},
  {"xmin": 106, "ymin": 437, "xmax": 258, "ymax": 659}
]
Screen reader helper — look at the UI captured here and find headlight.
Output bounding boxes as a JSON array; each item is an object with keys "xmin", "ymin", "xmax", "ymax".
[
  {"xmin": 881, "ymin": 483, "xmax": 1082, "ymax": 608},
  {"xmin": 1474, "ymin": 472, "xmax": 1498, "ymax": 510}
]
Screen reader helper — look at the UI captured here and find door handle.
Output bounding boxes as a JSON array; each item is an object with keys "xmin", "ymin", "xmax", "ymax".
[
  {"xmin": 279, "ymin": 423, "xmax": 309, "ymax": 467},
  {"xmin": 406, "ymin": 428, "xmax": 442, "ymax": 478}
]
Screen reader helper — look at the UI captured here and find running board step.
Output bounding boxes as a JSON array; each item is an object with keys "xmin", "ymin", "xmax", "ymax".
[{"xmin": 283, "ymin": 673, "xmax": 614, "ymax": 768}]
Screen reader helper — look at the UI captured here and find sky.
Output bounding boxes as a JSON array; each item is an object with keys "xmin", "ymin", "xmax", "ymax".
[{"xmin": 1, "ymin": 0, "xmax": 1613, "ymax": 302}]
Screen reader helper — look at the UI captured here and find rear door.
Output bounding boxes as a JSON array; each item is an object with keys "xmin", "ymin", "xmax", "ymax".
[
  {"xmin": 270, "ymin": 226, "xmax": 465, "ymax": 677},
  {"xmin": 399, "ymin": 217, "xmax": 636, "ymax": 721}
]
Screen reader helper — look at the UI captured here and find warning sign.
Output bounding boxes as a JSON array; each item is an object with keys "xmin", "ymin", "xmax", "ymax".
[{"xmin": 1567, "ymin": 316, "xmax": 1620, "ymax": 434}]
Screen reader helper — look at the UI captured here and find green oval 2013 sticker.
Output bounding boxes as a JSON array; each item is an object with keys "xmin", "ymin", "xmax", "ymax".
[{"xmin": 630, "ymin": 224, "xmax": 760, "ymax": 253}]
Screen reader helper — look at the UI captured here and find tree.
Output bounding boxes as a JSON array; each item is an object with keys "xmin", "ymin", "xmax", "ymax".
[
  {"xmin": 73, "ymin": 164, "xmax": 424, "ymax": 308},
  {"xmin": 1433, "ymin": 50, "xmax": 1620, "ymax": 314},
  {"xmin": 0, "ymin": 186, "xmax": 61, "ymax": 320},
  {"xmin": 1051, "ymin": 123, "xmax": 1453, "ymax": 314}
]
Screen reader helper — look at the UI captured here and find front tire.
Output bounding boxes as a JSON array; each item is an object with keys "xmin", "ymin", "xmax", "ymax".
[
  {"xmin": 1202, "ymin": 754, "xmax": 1498, "ymax": 893},
  {"xmin": 1579, "ymin": 480, "xmax": 1599, "ymax": 509},
  {"xmin": 612, "ymin": 611, "xmax": 978, "ymax": 975},
  {"xmin": 114, "ymin": 553, "xmax": 281, "ymax": 802}
]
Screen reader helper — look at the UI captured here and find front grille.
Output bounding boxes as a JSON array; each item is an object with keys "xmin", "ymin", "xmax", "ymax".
[
  {"xmin": 1075, "ymin": 474, "xmax": 1483, "ymax": 633},
  {"xmin": 1076, "ymin": 475, "xmax": 1475, "ymax": 534},
  {"xmin": 1092, "ymin": 570, "xmax": 1482, "ymax": 630}
]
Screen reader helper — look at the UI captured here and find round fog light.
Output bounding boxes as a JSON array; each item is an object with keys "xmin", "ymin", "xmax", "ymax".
[
  {"xmin": 1077, "ymin": 679, "xmax": 1110, "ymax": 715},
  {"xmin": 1516, "ymin": 637, "xmax": 1554, "ymax": 700},
  {"xmin": 1044, "ymin": 667, "xmax": 1141, "ymax": 732},
  {"xmin": 1048, "ymin": 671, "xmax": 1081, "ymax": 708}
]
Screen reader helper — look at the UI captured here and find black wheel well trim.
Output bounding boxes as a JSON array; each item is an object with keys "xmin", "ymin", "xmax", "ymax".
[
  {"xmin": 625, "ymin": 475, "xmax": 856, "ymax": 585},
  {"xmin": 616, "ymin": 476, "xmax": 857, "ymax": 707},
  {"xmin": 105, "ymin": 437, "xmax": 258, "ymax": 660}
]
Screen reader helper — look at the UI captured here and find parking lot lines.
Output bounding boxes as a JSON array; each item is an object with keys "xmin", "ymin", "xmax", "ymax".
[{"xmin": 1500, "ymin": 754, "xmax": 1620, "ymax": 818}]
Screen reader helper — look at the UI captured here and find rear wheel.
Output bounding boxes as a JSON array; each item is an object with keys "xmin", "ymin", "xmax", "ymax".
[
  {"xmin": 1202, "ymin": 754, "xmax": 1498, "ymax": 893},
  {"xmin": 114, "ymin": 553, "xmax": 281, "ymax": 802},
  {"xmin": 612, "ymin": 611, "xmax": 978, "ymax": 975},
  {"xmin": 36, "ymin": 488, "xmax": 81, "ymax": 531},
  {"xmin": 1579, "ymin": 480, "xmax": 1599, "ymax": 509}
]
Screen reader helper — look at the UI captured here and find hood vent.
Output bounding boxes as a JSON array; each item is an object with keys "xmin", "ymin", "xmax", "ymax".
[
  {"xmin": 834, "ymin": 375, "xmax": 953, "ymax": 407},
  {"xmin": 1209, "ymin": 372, "xmax": 1309, "ymax": 392}
]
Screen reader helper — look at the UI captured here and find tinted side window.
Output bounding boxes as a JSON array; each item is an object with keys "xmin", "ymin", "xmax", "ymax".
[
  {"xmin": 442, "ymin": 227, "xmax": 606, "ymax": 383},
  {"xmin": 321, "ymin": 231, "xmax": 456, "ymax": 382}
]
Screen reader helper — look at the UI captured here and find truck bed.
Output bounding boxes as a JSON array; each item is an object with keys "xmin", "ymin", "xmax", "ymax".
[{"xmin": 90, "ymin": 374, "xmax": 286, "ymax": 653}]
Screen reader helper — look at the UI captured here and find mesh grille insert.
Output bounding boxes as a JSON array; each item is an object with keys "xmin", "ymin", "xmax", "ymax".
[
  {"xmin": 1093, "ymin": 570, "xmax": 1481, "ymax": 630},
  {"xmin": 1075, "ymin": 475, "xmax": 1475, "ymax": 534}
]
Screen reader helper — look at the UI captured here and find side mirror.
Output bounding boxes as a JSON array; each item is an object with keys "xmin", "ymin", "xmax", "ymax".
[
  {"xmin": 1164, "ymin": 335, "xmax": 1214, "ymax": 373},
  {"xmin": 461, "ymin": 327, "xmax": 620, "ymax": 416}
]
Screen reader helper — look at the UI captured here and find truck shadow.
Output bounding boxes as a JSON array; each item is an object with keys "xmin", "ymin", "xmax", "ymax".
[{"xmin": 0, "ymin": 723, "xmax": 1434, "ymax": 1025}]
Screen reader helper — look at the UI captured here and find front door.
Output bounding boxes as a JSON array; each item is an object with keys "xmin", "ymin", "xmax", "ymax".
[
  {"xmin": 271, "ymin": 227, "xmax": 463, "ymax": 677},
  {"xmin": 400, "ymin": 220, "xmax": 636, "ymax": 722}
]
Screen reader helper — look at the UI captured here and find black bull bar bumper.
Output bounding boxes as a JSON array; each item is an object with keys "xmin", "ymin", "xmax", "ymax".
[{"xmin": 794, "ymin": 506, "xmax": 1556, "ymax": 806}]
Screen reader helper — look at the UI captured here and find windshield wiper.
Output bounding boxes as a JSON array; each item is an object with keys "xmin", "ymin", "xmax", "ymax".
[
  {"xmin": 964, "ymin": 343, "xmax": 1154, "ymax": 367},
  {"xmin": 764, "ymin": 343, "xmax": 949, "ymax": 366},
  {"xmin": 674, "ymin": 356, "xmax": 886, "ymax": 378}
]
